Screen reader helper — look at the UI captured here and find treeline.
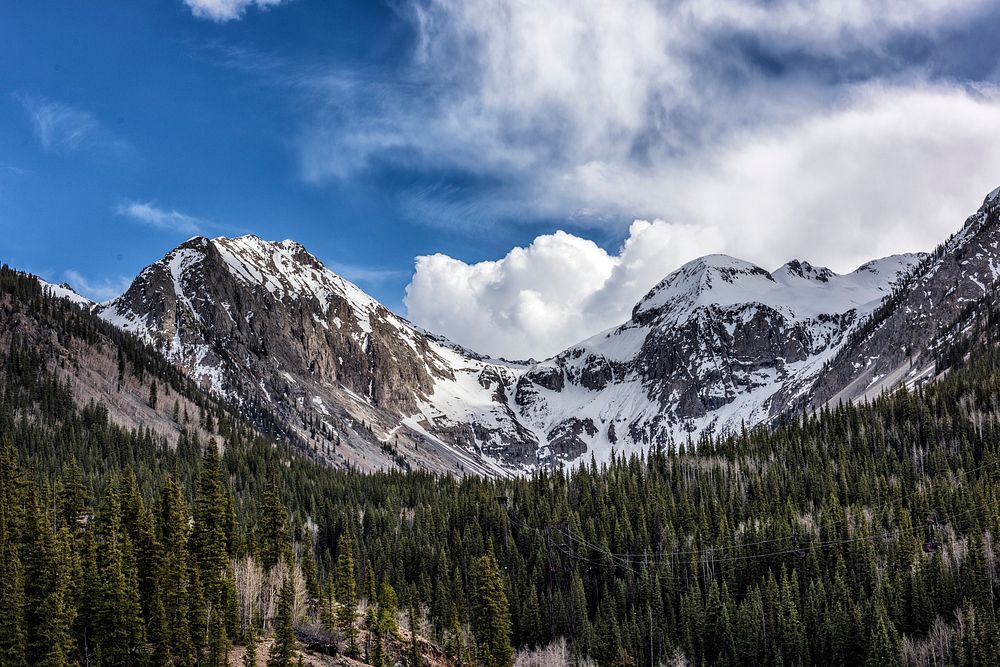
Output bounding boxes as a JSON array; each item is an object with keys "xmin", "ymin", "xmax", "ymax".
[{"xmin": 4, "ymin": 267, "xmax": 1000, "ymax": 665}]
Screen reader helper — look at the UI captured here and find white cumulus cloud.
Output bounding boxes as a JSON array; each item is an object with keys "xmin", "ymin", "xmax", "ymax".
[
  {"xmin": 404, "ymin": 220, "xmax": 723, "ymax": 359},
  {"xmin": 404, "ymin": 83, "xmax": 1000, "ymax": 360}
]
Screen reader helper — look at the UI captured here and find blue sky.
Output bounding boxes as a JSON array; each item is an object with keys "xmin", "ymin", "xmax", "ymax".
[
  {"xmin": 1, "ymin": 1, "xmax": 459, "ymax": 311},
  {"xmin": 3, "ymin": 0, "xmax": 1000, "ymax": 358}
]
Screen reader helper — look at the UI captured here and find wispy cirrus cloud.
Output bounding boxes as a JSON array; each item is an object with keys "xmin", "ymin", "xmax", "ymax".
[
  {"xmin": 3, "ymin": 165, "xmax": 33, "ymax": 177},
  {"xmin": 328, "ymin": 261, "xmax": 409, "ymax": 287},
  {"xmin": 63, "ymin": 270, "xmax": 131, "ymax": 303},
  {"xmin": 290, "ymin": 1, "xmax": 1000, "ymax": 236},
  {"xmin": 115, "ymin": 200, "xmax": 205, "ymax": 235},
  {"xmin": 183, "ymin": 0, "xmax": 291, "ymax": 22},
  {"xmin": 215, "ymin": 0, "xmax": 1000, "ymax": 357},
  {"xmin": 16, "ymin": 93, "xmax": 130, "ymax": 156}
]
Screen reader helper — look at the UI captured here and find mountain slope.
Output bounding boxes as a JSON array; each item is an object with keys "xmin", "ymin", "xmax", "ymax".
[
  {"xmin": 508, "ymin": 252, "xmax": 921, "ymax": 461},
  {"xmin": 1, "ymin": 266, "xmax": 274, "ymax": 452},
  {"xmin": 95, "ymin": 235, "xmax": 528, "ymax": 475},
  {"xmin": 84, "ymin": 236, "xmax": 924, "ymax": 472},
  {"xmin": 57, "ymin": 186, "xmax": 999, "ymax": 472},
  {"xmin": 807, "ymin": 187, "xmax": 1000, "ymax": 408}
]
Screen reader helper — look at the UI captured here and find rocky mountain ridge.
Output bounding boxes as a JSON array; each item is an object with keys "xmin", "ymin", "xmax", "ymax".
[
  {"xmin": 510, "ymin": 252, "xmax": 922, "ymax": 460},
  {"xmin": 93, "ymin": 235, "xmax": 526, "ymax": 475},
  {"xmin": 808, "ymin": 185, "xmax": 1000, "ymax": 409},
  {"xmin": 37, "ymin": 186, "xmax": 1000, "ymax": 474}
]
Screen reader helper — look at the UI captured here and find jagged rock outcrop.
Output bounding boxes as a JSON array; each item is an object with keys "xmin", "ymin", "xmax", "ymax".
[
  {"xmin": 510, "ymin": 253, "xmax": 922, "ymax": 459},
  {"xmin": 807, "ymin": 186, "xmax": 1000, "ymax": 408},
  {"xmin": 97, "ymin": 235, "xmax": 531, "ymax": 475},
  {"xmin": 67, "ymin": 185, "xmax": 1000, "ymax": 473}
]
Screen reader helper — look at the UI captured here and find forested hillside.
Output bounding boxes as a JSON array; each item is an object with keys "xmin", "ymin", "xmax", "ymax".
[{"xmin": 3, "ymin": 264, "xmax": 1000, "ymax": 666}]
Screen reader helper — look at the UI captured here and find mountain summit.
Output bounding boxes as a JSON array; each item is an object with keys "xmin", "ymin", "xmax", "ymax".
[
  {"xmin": 511, "ymin": 252, "xmax": 921, "ymax": 459},
  {"xmin": 96, "ymin": 234, "xmax": 528, "ymax": 475},
  {"xmin": 63, "ymin": 187, "xmax": 1000, "ymax": 474}
]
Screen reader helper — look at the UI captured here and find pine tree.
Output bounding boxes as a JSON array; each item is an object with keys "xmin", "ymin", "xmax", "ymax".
[
  {"xmin": 193, "ymin": 439, "xmax": 229, "ymax": 601},
  {"xmin": 96, "ymin": 483, "xmax": 149, "ymax": 666},
  {"xmin": 158, "ymin": 474, "xmax": 195, "ymax": 664},
  {"xmin": 408, "ymin": 585, "xmax": 422, "ymax": 667},
  {"xmin": 58, "ymin": 457, "xmax": 87, "ymax": 532},
  {"xmin": 77, "ymin": 528, "xmax": 102, "ymax": 667},
  {"xmin": 243, "ymin": 621, "xmax": 258, "ymax": 667},
  {"xmin": 336, "ymin": 533, "xmax": 358, "ymax": 655},
  {"xmin": 0, "ymin": 539, "xmax": 27, "ymax": 666},
  {"xmin": 116, "ymin": 347, "xmax": 126, "ymax": 389},
  {"xmin": 866, "ymin": 601, "xmax": 902, "ymax": 667},
  {"xmin": 521, "ymin": 583, "xmax": 542, "ymax": 648},
  {"xmin": 149, "ymin": 585, "xmax": 171, "ymax": 667},
  {"xmin": 260, "ymin": 469, "xmax": 292, "ymax": 571},
  {"xmin": 445, "ymin": 609, "xmax": 467, "ymax": 667},
  {"xmin": 321, "ymin": 580, "xmax": 337, "ymax": 632},
  {"xmin": 22, "ymin": 486, "xmax": 55, "ymax": 665},
  {"xmin": 365, "ymin": 599, "xmax": 380, "ymax": 666},
  {"xmin": 188, "ymin": 562, "xmax": 207, "ymax": 658},
  {"xmin": 300, "ymin": 541, "xmax": 320, "ymax": 618},
  {"xmin": 39, "ymin": 527, "xmax": 77, "ymax": 667},
  {"xmin": 267, "ymin": 573, "xmax": 297, "ymax": 667},
  {"xmin": 378, "ymin": 580, "xmax": 399, "ymax": 637},
  {"xmin": 207, "ymin": 604, "xmax": 230, "ymax": 667},
  {"xmin": 569, "ymin": 567, "xmax": 591, "ymax": 654},
  {"xmin": 470, "ymin": 553, "xmax": 514, "ymax": 667}
]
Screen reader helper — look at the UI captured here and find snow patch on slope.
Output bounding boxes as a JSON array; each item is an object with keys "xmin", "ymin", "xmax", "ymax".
[
  {"xmin": 509, "ymin": 251, "xmax": 925, "ymax": 465},
  {"xmin": 37, "ymin": 278, "xmax": 94, "ymax": 308},
  {"xmin": 636, "ymin": 253, "xmax": 920, "ymax": 324}
]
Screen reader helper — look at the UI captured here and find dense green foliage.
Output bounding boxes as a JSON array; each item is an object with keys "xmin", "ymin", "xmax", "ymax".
[
  {"xmin": 470, "ymin": 553, "xmax": 514, "ymax": 667},
  {"xmin": 4, "ymin": 265, "xmax": 1000, "ymax": 665}
]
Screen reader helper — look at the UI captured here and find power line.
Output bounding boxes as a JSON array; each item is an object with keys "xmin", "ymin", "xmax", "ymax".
[{"xmin": 502, "ymin": 475, "xmax": 998, "ymax": 574}]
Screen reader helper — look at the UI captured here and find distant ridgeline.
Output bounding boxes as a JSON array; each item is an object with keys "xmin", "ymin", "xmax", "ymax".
[{"xmin": 3, "ymin": 263, "xmax": 1000, "ymax": 664}]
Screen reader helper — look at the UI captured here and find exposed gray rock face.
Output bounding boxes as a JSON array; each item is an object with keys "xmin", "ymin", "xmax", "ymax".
[
  {"xmin": 86, "ymin": 187, "xmax": 1000, "ymax": 473},
  {"xmin": 807, "ymin": 188, "xmax": 1000, "ymax": 408},
  {"xmin": 97, "ymin": 235, "xmax": 529, "ymax": 475},
  {"xmin": 510, "ymin": 253, "xmax": 921, "ymax": 459}
]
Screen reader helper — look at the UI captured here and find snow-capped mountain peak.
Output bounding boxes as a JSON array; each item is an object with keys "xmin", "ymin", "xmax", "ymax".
[
  {"xmin": 772, "ymin": 259, "xmax": 834, "ymax": 284},
  {"xmin": 94, "ymin": 234, "xmax": 526, "ymax": 475},
  {"xmin": 211, "ymin": 235, "xmax": 380, "ymax": 320},
  {"xmin": 509, "ymin": 249, "xmax": 924, "ymax": 460},
  {"xmin": 633, "ymin": 255, "xmax": 775, "ymax": 321},
  {"xmin": 76, "ymin": 186, "xmax": 1000, "ymax": 474},
  {"xmin": 634, "ymin": 251, "xmax": 921, "ymax": 326}
]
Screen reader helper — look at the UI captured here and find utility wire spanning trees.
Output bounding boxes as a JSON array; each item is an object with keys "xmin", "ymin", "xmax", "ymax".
[{"xmin": 5, "ymin": 263, "xmax": 1000, "ymax": 665}]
